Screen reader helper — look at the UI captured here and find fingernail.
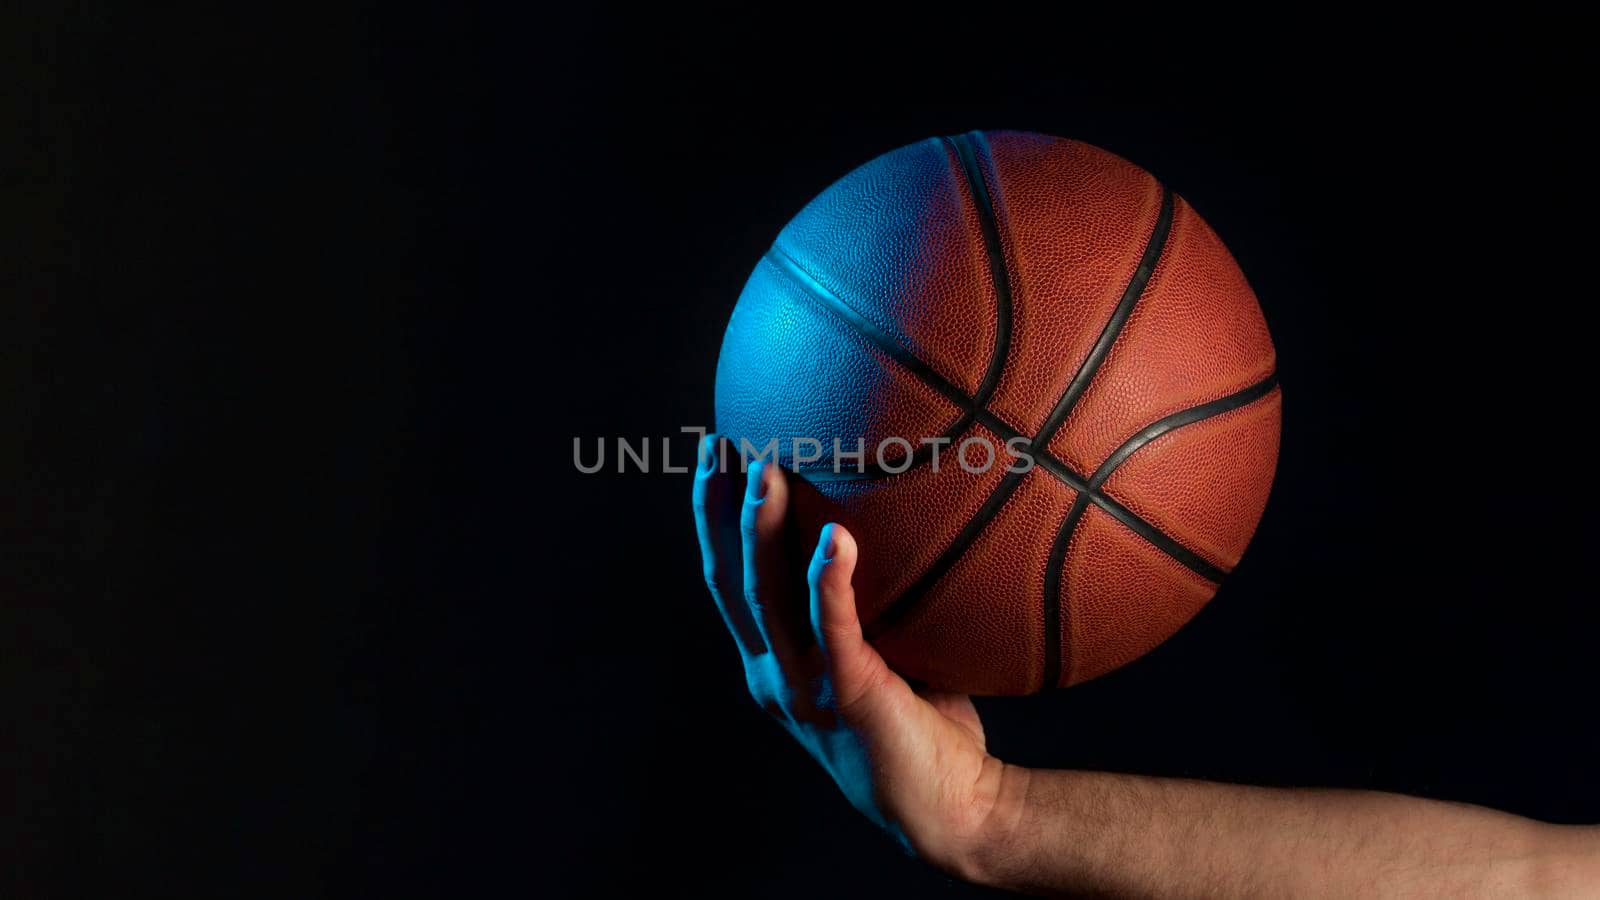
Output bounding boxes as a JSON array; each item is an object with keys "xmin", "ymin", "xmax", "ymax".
[
  {"xmin": 817, "ymin": 523, "xmax": 837, "ymax": 562},
  {"xmin": 747, "ymin": 459, "xmax": 767, "ymax": 499},
  {"xmin": 699, "ymin": 434, "xmax": 718, "ymax": 472}
]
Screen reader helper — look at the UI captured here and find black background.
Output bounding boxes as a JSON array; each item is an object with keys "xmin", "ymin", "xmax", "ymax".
[{"xmin": 6, "ymin": 8, "xmax": 1596, "ymax": 897}]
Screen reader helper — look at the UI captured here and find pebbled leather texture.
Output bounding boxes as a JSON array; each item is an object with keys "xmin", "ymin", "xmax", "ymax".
[
  {"xmin": 873, "ymin": 467, "xmax": 1074, "ymax": 695},
  {"xmin": 784, "ymin": 424, "xmax": 1014, "ymax": 627},
  {"xmin": 714, "ymin": 131, "xmax": 1280, "ymax": 695},
  {"xmin": 775, "ymin": 138, "xmax": 998, "ymax": 396},
  {"xmin": 982, "ymin": 132, "xmax": 1162, "ymax": 436},
  {"xmin": 1049, "ymin": 196, "xmax": 1277, "ymax": 474},
  {"xmin": 1060, "ymin": 504, "xmax": 1217, "ymax": 686},
  {"xmin": 715, "ymin": 254, "xmax": 959, "ymax": 467},
  {"xmin": 1101, "ymin": 389, "xmax": 1282, "ymax": 572}
]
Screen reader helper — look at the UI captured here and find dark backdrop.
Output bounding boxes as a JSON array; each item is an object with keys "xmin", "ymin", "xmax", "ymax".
[{"xmin": 6, "ymin": 8, "xmax": 1595, "ymax": 897}]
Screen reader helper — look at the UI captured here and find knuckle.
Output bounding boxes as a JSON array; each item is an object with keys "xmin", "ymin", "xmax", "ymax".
[
  {"xmin": 702, "ymin": 562, "xmax": 725, "ymax": 594},
  {"xmin": 745, "ymin": 677, "xmax": 781, "ymax": 716},
  {"xmin": 739, "ymin": 507, "xmax": 763, "ymax": 541},
  {"xmin": 818, "ymin": 618, "xmax": 858, "ymax": 646},
  {"xmin": 745, "ymin": 660, "xmax": 801, "ymax": 719},
  {"xmin": 767, "ymin": 683, "xmax": 798, "ymax": 717},
  {"xmin": 835, "ymin": 660, "xmax": 887, "ymax": 714},
  {"xmin": 691, "ymin": 475, "xmax": 716, "ymax": 510}
]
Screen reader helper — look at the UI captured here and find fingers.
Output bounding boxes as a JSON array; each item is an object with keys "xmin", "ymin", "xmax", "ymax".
[
  {"xmin": 693, "ymin": 435, "xmax": 764, "ymax": 658},
  {"xmin": 808, "ymin": 524, "xmax": 895, "ymax": 716},
  {"xmin": 740, "ymin": 458, "xmax": 802, "ymax": 661}
]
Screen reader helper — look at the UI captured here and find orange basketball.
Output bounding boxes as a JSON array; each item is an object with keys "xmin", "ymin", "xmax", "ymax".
[{"xmin": 714, "ymin": 131, "xmax": 1279, "ymax": 695}]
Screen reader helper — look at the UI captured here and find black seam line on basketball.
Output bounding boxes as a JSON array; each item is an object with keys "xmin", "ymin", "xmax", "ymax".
[
  {"xmin": 1029, "ymin": 186, "xmax": 1172, "ymax": 689},
  {"xmin": 1035, "ymin": 374, "xmax": 1278, "ymax": 691},
  {"xmin": 762, "ymin": 177, "xmax": 1225, "ymax": 599},
  {"xmin": 765, "ymin": 248, "xmax": 973, "ymax": 410},
  {"xmin": 792, "ymin": 390, "xmax": 1232, "ymax": 589},
  {"xmin": 763, "ymin": 247, "xmax": 983, "ymax": 480},
  {"xmin": 1033, "ymin": 185, "xmax": 1174, "ymax": 450},
  {"xmin": 861, "ymin": 466, "xmax": 1031, "ymax": 640},
  {"xmin": 798, "ymin": 409, "xmax": 1094, "ymax": 492},
  {"xmin": 1087, "ymin": 492, "xmax": 1226, "ymax": 582},
  {"xmin": 1040, "ymin": 493, "xmax": 1091, "ymax": 692},
  {"xmin": 1091, "ymin": 372, "xmax": 1280, "ymax": 491},
  {"xmin": 766, "ymin": 134, "xmax": 1016, "ymax": 482},
  {"xmin": 945, "ymin": 131, "xmax": 1013, "ymax": 411},
  {"xmin": 1019, "ymin": 446, "xmax": 1084, "ymax": 490},
  {"xmin": 863, "ymin": 185, "xmax": 1173, "ymax": 639},
  {"xmin": 1079, "ymin": 374, "xmax": 1282, "ymax": 585}
]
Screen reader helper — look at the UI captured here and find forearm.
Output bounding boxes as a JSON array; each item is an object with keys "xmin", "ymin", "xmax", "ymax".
[{"xmin": 966, "ymin": 765, "xmax": 1600, "ymax": 898}]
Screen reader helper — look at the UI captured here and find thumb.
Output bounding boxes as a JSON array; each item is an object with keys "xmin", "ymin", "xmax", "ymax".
[{"xmin": 808, "ymin": 524, "xmax": 897, "ymax": 715}]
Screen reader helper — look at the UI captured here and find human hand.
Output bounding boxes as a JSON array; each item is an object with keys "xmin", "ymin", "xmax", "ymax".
[{"xmin": 692, "ymin": 437, "xmax": 1028, "ymax": 880}]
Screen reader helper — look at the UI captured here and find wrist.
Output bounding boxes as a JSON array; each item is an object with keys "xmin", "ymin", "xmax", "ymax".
[{"xmin": 947, "ymin": 760, "xmax": 1034, "ymax": 889}]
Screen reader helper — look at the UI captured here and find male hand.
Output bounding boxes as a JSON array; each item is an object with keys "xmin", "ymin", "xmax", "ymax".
[{"xmin": 691, "ymin": 437, "xmax": 1026, "ymax": 880}]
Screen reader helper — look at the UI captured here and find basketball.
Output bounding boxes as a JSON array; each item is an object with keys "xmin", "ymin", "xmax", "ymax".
[{"xmin": 714, "ymin": 131, "xmax": 1280, "ymax": 695}]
